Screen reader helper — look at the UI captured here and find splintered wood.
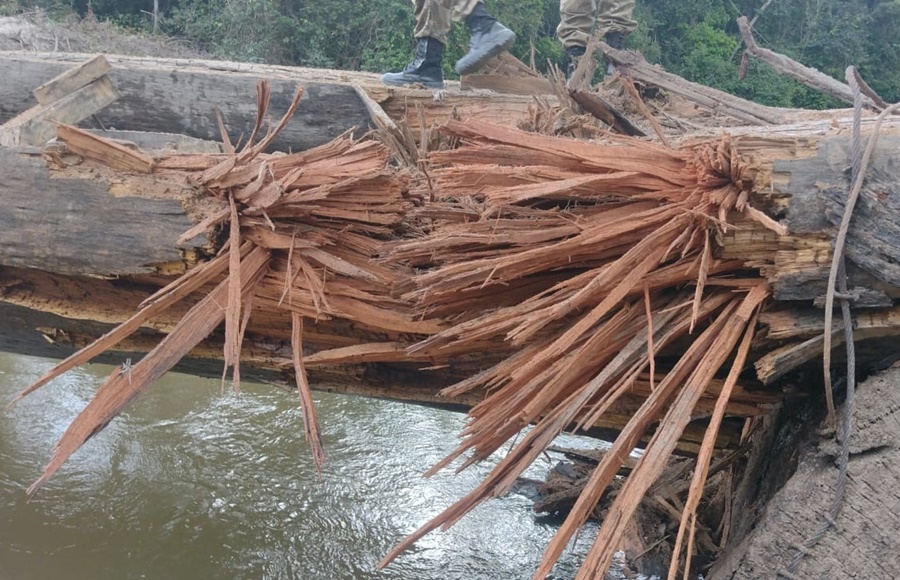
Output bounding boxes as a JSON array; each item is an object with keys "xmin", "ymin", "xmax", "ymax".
[
  {"xmin": 14, "ymin": 82, "xmax": 429, "ymax": 493},
  {"xmin": 377, "ymin": 121, "xmax": 774, "ymax": 578},
  {"xmin": 13, "ymin": 82, "xmax": 789, "ymax": 580}
]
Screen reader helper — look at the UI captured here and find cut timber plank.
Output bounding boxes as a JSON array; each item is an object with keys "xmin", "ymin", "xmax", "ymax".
[
  {"xmin": 32, "ymin": 54, "xmax": 111, "ymax": 106},
  {"xmin": 58, "ymin": 124, "xmax": 154, "ymax": 173},
  {"xmin": 0, "ymin": 75, "xmax": 118, "ymax": 147}
]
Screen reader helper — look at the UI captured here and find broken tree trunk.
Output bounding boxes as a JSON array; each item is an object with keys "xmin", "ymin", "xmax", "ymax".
[
  {"xmin": 2, "ymin": 54, "xmax": 900, "ymax": 578},
  {"xmin": 1, "ymin": 113, "xmax": 899, "ymax": 425},
  {"xmin": 7, "ymin": 111, "xmax": 896, "ymax": 299}
]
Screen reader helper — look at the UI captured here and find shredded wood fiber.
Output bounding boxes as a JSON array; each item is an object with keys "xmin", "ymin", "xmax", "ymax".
[{"xmin": 12, "ymin": 81, "xmax": 782, "ymax": 580}]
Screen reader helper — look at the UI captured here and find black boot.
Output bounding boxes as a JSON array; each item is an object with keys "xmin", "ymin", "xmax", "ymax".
[
  {"xmin": 455, "ymin": 2, "xmax": 516, "ymax": 75},
  {"xmin": 381, "ymin": 37, "xmax": 445, "ymax": 89},
  {"xmin": 603, "ymin": 31, "xmax": 627, "ymax": 77},
  {"xmin": 565, "ymin": 45, "xmax": 586, "ymax": 80}
]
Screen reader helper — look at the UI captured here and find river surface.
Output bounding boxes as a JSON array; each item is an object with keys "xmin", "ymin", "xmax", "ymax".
[{"xmin": 0, "ymin": 352, "xmax": 601, "ymax": 580}]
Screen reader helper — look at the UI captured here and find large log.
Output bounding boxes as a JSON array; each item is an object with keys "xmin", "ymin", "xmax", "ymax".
[
  {"xmin": 2, "ymin": 113, "xmax": 896, "ymax": 454},
  {"xmin": 0, "ymin": 51, "xmax": 545, "ymax": 152},
  {"xmin": 0, "ymin": 114, "xmax": 900, "ymax": 377},
  {"xmin": 0, "ymin": 51, "xmax": 372, "ymax": 151},
  {"xmin": 7, "ymin": 114, "xmax": 898, "ymax": 297}
]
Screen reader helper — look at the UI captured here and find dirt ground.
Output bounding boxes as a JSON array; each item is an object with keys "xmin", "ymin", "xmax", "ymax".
[{"xmin": 0, "ymin": 11, "xmax": 203, "ymax": 57}]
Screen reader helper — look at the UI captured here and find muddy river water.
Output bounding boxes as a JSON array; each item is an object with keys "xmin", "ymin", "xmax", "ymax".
[{"xmin": 0, "ymin": 352, "xmax": 601, "ymax": 579}]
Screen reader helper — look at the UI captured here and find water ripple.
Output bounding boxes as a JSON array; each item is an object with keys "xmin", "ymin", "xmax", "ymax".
[{"xmin": 1, "ymin": 353, "xmax": 598, "ymax": 579}]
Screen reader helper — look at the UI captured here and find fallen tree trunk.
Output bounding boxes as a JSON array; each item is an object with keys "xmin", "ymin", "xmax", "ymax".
[{"xmin": 3, "ymin": 55, "xmax": 900, "ymax": 579}]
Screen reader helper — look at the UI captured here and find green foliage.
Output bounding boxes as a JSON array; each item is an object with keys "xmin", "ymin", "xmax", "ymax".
[
  {"xmin": 164, "ymin": 0, "xmax": 298, "ymax": 63},
  {"xmin": 5, "ymin": 0, "xmax": 898, "ymax": 107},
  {"xmin": 863, "ymin": 0, "xmax": 900, "ymax": 101}
]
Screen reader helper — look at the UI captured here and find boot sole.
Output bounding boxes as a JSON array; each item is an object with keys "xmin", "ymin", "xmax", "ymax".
[
  {"xmin": 454, "ymin": 29, "xmax": 517, "ymax": 75},
  {"xmin": 380, "ymin": 74, "xmax": 444, "ymax": 90}
]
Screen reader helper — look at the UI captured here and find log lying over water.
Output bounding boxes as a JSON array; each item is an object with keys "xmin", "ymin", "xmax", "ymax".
[{"xmin": 3, "ymin": 64, "xmax": 900, "ymax": 579}]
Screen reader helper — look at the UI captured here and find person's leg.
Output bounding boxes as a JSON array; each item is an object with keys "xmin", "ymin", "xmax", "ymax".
[
  {"xmin": 597, "ymin": 0, "xmax": 636, "ymax": 44},
  {"xmin": 413, "ymin": 0, "xmax": 452, "ymax": 44},
  {"xmin": 382, "ymin": 0, "xmax": 450, "ymax": 88},
  {"xmin": 557, "ymin": 0, "xmax": 597, "ymax": 78},
  {"xmin": 450, "ymin": 1, "xmax": 516, "ymax": 75},
  {"xmin": 557, "ymin": 0, "xmax": 596, "ymax": 50},
  {"xmin": 598, "ymin": 0, "xmax": 636, "ymax": 75}
]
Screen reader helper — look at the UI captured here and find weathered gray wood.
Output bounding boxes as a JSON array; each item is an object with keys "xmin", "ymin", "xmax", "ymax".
[
  {"xmin": 710, "ymin": 367, "xmax": 900, "ymax": 579},
  {"xmin": 0, "ymin": 52, "xmax": 374, "ymax": 152},
  {"xmin": 773, "ymin": 135, "xmax": 900, "ymax": 299},
  {"xmin": 89, "ymin": 129, "xmax": 223, "ymax": 153},
  {"xmin": 32, "ymin": 53, "xmax": 110, "ymax": 105},
  {"xmin": 601, "ymin": 43, "xmax": 792, "ymax": 125},
  {"xmin": 0, "ymin": 75, "xmax": 118, "ymax": 146},
  {"xmin": 0, "ymin": 147, "xmax": 208, "ymax": 276}
]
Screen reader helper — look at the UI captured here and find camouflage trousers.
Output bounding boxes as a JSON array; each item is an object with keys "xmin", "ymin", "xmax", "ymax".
[
  {"xmin": 411, "ymin": 0, "xmax": 481, "ymax": 44},
  {"xmin": 557, "ymin": 0, "xmax": 637, "ymax": 49}
]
